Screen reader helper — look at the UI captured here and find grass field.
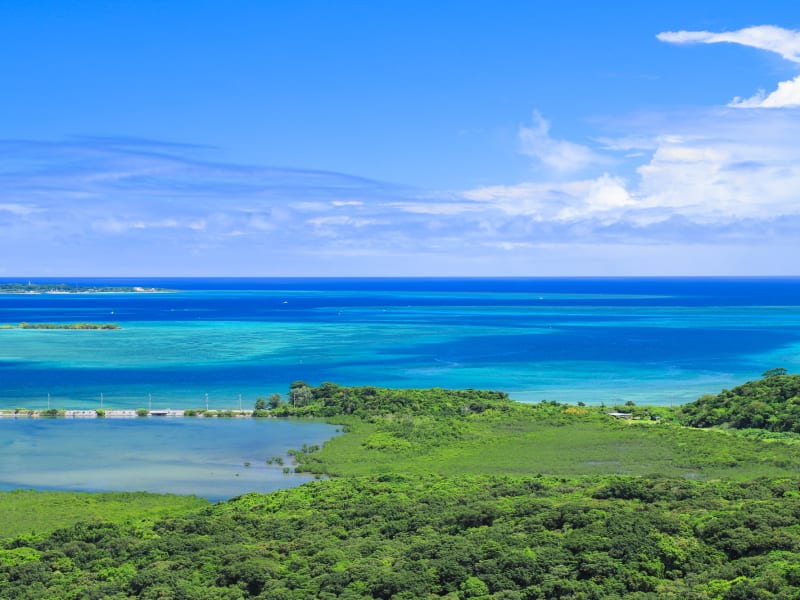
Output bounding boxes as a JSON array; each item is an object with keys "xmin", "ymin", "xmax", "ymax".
[
  {"xmin": 299, "ymin": 407, "xmax": 800, "ymax": 481},
  {"xmin": 0, "ymin": 490, "xmax": 208, "ymax": 539}
]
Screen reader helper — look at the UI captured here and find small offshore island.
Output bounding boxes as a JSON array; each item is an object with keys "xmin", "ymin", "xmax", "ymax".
[
  {"xmin": 0, "ymin": 282, "xmax": 174, "ymax": 294},
  {"xmin": 0, "ymin": 322, "xmax": 120, "ymax": 330}
]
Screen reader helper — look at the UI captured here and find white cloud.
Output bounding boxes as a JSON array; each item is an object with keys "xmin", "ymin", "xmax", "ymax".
[
  {"xmin": 389, "ymin": 200, "xmax": 483, "ymax": 216},
  {"xmin": 634, "ymin": 114, "xmax": 800, "ymax": 222},
  {"xmin": 307, "ymin": 216, "xmax": 384, "ymax": 228},
  {"xmin": 519, "ymin": 112, "xmax": 605, "ymax": 172},
  {"xmin": 658, "ymin": 25, "xmax": 800, "ymax": 109},
  {"xmin": 463, "ymin": 173, "xmax": 632, "ymax": 222},
  {"xmin": 657, "ymin": 26, "xmax": 800, "ymax": 63},
  {"xmin": 462, "ymin": 108, "xmax": 800, "ymax": 241},
  {"xmin": 594, "ymin": 135, "xmax": 658, "ymax": 152},
  {"xmin": 0, "ymin": 203, "xmax": 42, "ymax": 216},
  {"xmin": 484, "ymin": 241, "xmax": 535, "ymax": 251},
  {"xmin": 730, "ymin": 74, "xmax": 800, "ymax": 108},
  {"xmin": 2, "ymin": 123, "xmax": 799, "ymax": 276},
  {"xmin": 91, "ymin": 217, "xmax": 205, "ymax": 233},
  {"xmin": 245, "ymin": 215, "xmax": 277, "ymax": 231}
]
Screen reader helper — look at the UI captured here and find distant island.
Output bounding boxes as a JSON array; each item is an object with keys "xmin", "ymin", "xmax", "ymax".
[
  {"xmin": 0, "ymin": 322, "xmax": 121, "ymax": 330},
  {"xmin": 0, "ymin": 282, "xmax": 174, "ymax": 294}
]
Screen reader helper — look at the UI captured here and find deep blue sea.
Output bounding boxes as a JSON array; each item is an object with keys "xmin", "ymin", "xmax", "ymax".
[{"xmin": 1, "ymin": 277, "xmax": 799, "ymax": 498}]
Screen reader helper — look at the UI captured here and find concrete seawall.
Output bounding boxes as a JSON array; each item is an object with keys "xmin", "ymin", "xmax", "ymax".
[{"xmin": 0, "ymin": 409, "xmax": 256, "ymax": 418}]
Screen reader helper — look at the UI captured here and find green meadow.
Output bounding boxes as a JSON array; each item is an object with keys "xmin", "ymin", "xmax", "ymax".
[
  {"xmin": 293, "ymin": 400, "xmax": 800, "ymax": 482},
  {"xmin": 0, "ymin": 490, "xmax": 208, "ymax": 540}
]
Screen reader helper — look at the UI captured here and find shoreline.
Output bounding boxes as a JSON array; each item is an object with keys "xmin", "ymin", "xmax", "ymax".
[
  {"xmin": 0, "ymin": 283, "xmax": 176, "ymax": 294},
  {"xmin": 0, "ymin": 409, "xmax": 259, "ymax": 418},
  {"xmin": 0, "ymin": 290, "xmax": 174, "ymax": 295}
]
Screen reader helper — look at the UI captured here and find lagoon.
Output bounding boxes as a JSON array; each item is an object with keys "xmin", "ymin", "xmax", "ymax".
[{"xmin": 0, "ymin": 417, "xmax": 337, "ymax": 501}]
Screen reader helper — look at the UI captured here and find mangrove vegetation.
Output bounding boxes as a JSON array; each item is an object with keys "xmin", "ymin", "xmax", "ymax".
[{"xmin": 3, "ymin": 374, "xmax": 800, "ymax": 598}]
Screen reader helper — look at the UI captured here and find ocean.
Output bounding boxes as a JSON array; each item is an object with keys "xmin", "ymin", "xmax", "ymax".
[
  {"xmin": 1, "ymin": 277, "xmax": 799, "ymax": 498},
  {"xmin": 2, "ymin": 277, "xmax": 799, "ymax": 408}
]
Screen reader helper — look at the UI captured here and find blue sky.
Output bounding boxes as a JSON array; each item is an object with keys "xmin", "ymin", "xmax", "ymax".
[{"xmin": 2, "ymin": 1, "xmax": 800, "ymax": 276}]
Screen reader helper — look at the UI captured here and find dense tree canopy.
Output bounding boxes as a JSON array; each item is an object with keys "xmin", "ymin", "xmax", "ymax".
[
  {"xmin": 271, "ymin": 383, "xmax": 510, "ymax": 418},
  {"xmin": 679, "ymin": 372, "xmax": 800, "ymax": 432},
  {"xmin": 3, "ymin": 475, "xmax": 800, "ymax": 598}
]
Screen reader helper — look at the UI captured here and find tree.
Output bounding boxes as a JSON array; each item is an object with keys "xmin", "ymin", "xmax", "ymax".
[
  {"xmin": 763, "ymin": 368, "xmax": 788, "ymax": 378},
  {"xmin": 289, "ymin": 385, "xmax": 313, "ymax": 408},
  {"xmin": 268, "ymin": 393, "xmax": 282, "ymax": 409},
  {"xmin": 254, "ymin": 398, "xmax": 268, "ymax": 411},
  {"xmin": 461, "ymin": 576, "xmax": 490, "ymax": 598}
]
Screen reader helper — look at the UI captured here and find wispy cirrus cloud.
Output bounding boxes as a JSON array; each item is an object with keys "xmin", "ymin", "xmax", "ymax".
[
  {"xmin": 0, "ymin": 202, "xmax": 42, "ymax": 216},
  {"xmin": 658, "ymin": 25, "xmax": 800, "ymax": 108},
  {"xmin": 0, "ymin": 137, "xmax": 441, "ymax": 274},
  {"xmin": 657, "ymin": 25, "xmax": 800, "ymax": 62}
]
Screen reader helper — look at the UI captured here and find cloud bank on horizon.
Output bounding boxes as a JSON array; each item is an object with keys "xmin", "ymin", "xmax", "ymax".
[{"xmin": 2, "ymin": 15, "xmax": 800, "ymax": 276}]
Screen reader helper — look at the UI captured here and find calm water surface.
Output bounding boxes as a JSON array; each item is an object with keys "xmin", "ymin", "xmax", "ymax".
[{"xmin": 0, "ymin": 417, "xmax": 337, "ymax": 501}]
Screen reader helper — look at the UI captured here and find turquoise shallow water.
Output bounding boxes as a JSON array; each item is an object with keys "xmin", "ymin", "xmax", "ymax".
[
  {"xmin": 1, "ymin": 277, "xmax": 799, "ymax": 408},
  {"xmin": 1, "ymin": 277, "xmax": 799, "ymax": 497}
]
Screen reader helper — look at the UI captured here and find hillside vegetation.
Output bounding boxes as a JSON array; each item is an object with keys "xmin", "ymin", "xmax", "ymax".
[
  {"xmin": 5, "ymin": 378, "xmax": 800, "ymax": 598},
  {"xmin": 679, "ymin": 370, "xmax": 800, "ymax": 432},
  {"xmin": 4, "ymin": 474, "xmax": 800, "ymax": 599}
]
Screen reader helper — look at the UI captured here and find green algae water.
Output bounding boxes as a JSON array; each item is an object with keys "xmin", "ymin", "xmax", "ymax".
[{"xmin": 1, "ymin": 277, "xmax": 799, "ymax": 498}]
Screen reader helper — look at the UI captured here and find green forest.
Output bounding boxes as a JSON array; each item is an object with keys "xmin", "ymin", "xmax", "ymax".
[{"xmin": 3, "ymin": 375, "xmax": 800, "ymax": 598}]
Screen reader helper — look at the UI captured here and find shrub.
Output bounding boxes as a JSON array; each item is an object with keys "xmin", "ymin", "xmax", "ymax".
[{"xmin": 40, "ymin": 409, "xmax": 65, "ymax": 417}]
